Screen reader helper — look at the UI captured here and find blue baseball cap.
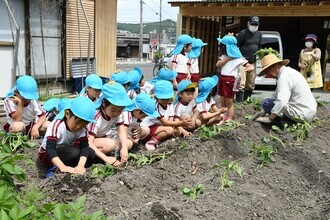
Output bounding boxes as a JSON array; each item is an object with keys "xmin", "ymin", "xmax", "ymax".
[
  {"xmin": 42, "ymin": 98, "xmax": 60, "ymax": 112},
  {"xmin": 171, "ymin": 34, "xmax": 193, "ymax": 55},
  {"xmin": 126, "ymin": 93, "xmax": 159, "ymax": 118},
  {"xmin": 196, "ymin": 75, "xmax": 219, "ymax": 104},
  {"xmin": 99, "ymin": 82, "xmax": 133, "ymax": 107},
  {"xmin": 110, "ymin": 70, "xmax": 131, "ymax": 85},
  {"xmin": 150, "ymin": 68, "xmax": 178, "ymax": 85},
  {"xmin": 56, "ymin": 96, "xmax": 96, "ymax": 123},
  {"xmin": 7, "ymin": 75, "xmax": 39, "ymax": 99},
  {"xmin": 189, "ymin": 38, "xmax": 208, "ymax": 58},
  {"xmin": 154, "ymin": 80, "xmax": 174, "ymax": 99},
  {"xmin": 128, "ymin": 67, "xmax": 143, "ymax": 90},
  {"xmin": 217, "ymin": 35, "xmax": 243, "ymax": 59},
  {"xmin": 174, "ymin": 80, "xmax": 198, "ymax": 104},
  {"xmin": 85, "ymin": 74, "xmax": 103, "ymax": 89},
  {"xmin": 58, "ymin": 98, "xmax": 72, "ymax": 112}
]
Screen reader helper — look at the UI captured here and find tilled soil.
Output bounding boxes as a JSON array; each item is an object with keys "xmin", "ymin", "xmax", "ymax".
[{"xmin": 8, "ymin": 104, "xmax": 330, "ymax": 220}]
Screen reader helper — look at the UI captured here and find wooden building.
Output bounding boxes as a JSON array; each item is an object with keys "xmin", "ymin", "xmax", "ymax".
[{"xmin": 169, "ymin": 0, "xmax": 330, "ymax": 77}]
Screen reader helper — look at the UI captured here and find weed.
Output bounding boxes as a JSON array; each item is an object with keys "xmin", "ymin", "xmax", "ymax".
[
  {"xmin": 212, "ymin": 160, "xmax": 243, "ymax": 190},
  {"xmin": 181, "ymin": 184, "xmax": 204, "ymax": 199},
  {"xmin": 128, "ymin": 151, "xmax": 172, "ymax": 167},
  {"xmin": 91, "ymin": 164, "xmax": 115, "ymax": 179}
]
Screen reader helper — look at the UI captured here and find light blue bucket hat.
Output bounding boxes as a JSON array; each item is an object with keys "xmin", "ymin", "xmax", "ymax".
[
  {"xmin": 128, "ymin": 67, "xmax": 143, "ymax": 90},
  {"xmin": 110, "ymin": 70, "xmax": 131, "ymax": 85},
  {"xmin": 217, "ymin": 35, "xmax": 243, "ymax": 59},
  {"xmin": 188, "ymin": 38, "xmax": 208, "ymax": 58},
  {"xmin": 79, "ymin": 74, "xmax": 103, "ymax": 95},
  {"xmin": 170, "ymin": 34, "xmax": 193, "ymax": 55},
  {"xmin": 98, "ymin": 82, "xmax": 134, "ymax": 108},
  {"xmin": 150, "ymin": 68, "xmax": 178, "ymax": 85},
  {"xmin": 6, "ymin": 75, "xmax": 39, "ymax": 99},
  {"xmin": 42, "ymin": 98, "xmax": 60, "ymax": 112},
  {"xmin": 154, "ymin": 80, "xmax": 174, "ymax": 99},
  {"xmin": 57, "ymin": 98, "xmax": 72, "ymax": 112},
  {"xmin": 126, "ymin": 93, "xmax": 159, "ymax": 118},
  {"xmin": 56, "ymin": 96, "xmax": 96, "ymax": 123},
  {"xmin": 196, "ymin": 75, "xmax": 219, "ymax": 104}
]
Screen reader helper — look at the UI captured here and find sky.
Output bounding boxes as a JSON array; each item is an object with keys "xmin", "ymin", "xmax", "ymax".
[{"xmin": 117, "ymin": 0, "xmax": 179, "ymax": 23}]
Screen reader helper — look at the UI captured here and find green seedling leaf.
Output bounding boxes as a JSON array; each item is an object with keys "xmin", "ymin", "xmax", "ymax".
[
  {"xmin": 245, "ymin": 115, "xmax": 254, "ymax": 120},
  {"xmin": 181, "ymin": 184, "xmax": 204, "ymax": 199},
  {"xmin": 271, "ymin": 125, "xmax": 281, "ymax": 132}
]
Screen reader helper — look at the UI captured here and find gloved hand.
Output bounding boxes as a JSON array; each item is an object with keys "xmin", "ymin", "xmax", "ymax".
[
  {"xmin": 252, "ymin": 110, "xmax": 265, "ymax": 121},
  {"xmin": 255, "ymin": 116, "xmax": 272, "ymax": 124}
]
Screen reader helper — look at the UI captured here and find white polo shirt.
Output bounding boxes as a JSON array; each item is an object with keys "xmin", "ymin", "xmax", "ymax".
[
  {"xmin": 87, "ymin": 108, "xmax": 124, "ymax": 137},
  {"xmin": 219, "ymin": 55, "xmax": 247, "ymax": 77},
  {"xmin": 188, "ymin": 58, "xmax": 199, "ymax": 74},
  {"xmin": 4, "ymin": 98, "xmax": 45, "ymax": 126},
  {"xmin": 141, "ymin": 102, "xmax": 174, "ymax": 127},
  {"xmin": 196, "ymin": 97, "xmax": 216, "ymax": 113},
  {"xmin": 171, "ymin": 54, "xmax": 190, "ymax": 74},
  {"xmin": 40, "ymin": 119, "xmax": 88, "ymax": 150},
  {"xmin": 173, "ymin": 99, "xmax": 196, "ymax": 119}
]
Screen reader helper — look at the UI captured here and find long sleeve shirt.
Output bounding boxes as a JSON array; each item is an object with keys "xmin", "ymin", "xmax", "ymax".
[{"xmin": 271, "ymin": 66, "xmax": 317, "ymax": 121}]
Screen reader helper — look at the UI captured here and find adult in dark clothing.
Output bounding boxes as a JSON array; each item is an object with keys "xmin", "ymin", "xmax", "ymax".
[{"xmin": 236, "ymin": 16, "xmax": 262, "ymax": 102}]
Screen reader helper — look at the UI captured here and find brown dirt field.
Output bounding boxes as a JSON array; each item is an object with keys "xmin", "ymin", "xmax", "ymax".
[{"xmin": 4, "ymin": 104, "xmax": 330, "ymax": 220}]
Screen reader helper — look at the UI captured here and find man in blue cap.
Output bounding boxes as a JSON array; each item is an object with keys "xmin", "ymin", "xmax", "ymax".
[{"xmin": 236, "ymin": 16, "xmax": 262, "ymax": 102}]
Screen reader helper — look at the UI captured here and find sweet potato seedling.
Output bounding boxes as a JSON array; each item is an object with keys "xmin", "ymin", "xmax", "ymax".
[
  {"xmin": 247, "ymin": 139, "xmax": 278, "ymax": 167},
  {"xmin": 91, "ymin": 164, "xmax": 115, "ymax": 179},
  {"xmin": 212, "ymin": 160, "xmax": 243, "ymax": 190},
  {"xmin": 198, "ymin": 121, "xmax": 244, "ymax": 141},
  {"xmin": 243, "ymin": 97, "xmax": 262, "ymax": 110},
  {"xmin": 0, "ymin": 131, "xmax": 36, "ymax": 153},
  {"xmin": 180, "ymin": 184, "xmax": 204, "ymax": 199},
  {"xmin": 284, "ymin": 120, "xmax": 312, "ymax": 141},
  {"xmin": 128, "ymin": 151, "xmax": 172, "ymax": 167}
]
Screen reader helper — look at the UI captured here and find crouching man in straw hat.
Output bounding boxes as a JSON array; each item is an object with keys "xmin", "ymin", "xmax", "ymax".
[{"xmin": 253, "ymin": 54, "xmax": 317, "ymax": 124}]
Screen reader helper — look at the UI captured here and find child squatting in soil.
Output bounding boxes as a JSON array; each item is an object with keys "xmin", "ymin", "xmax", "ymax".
[
  {"xmin": 173, "ymin": 80, "xmax": 201, "ymax": 137},
  {"xmin": 196, "ymin": 76, "xmax": 227, "ymax": 126},
  {"xmin": 3, "ymin": 75, "xmax": 46, "ymax": 140},
  {"xmin": 216, "ymin": 35, "xmax": 254, "ymax": 122},
  {"xmin": 38, "ymin": 96, "xmax": 96, "ymax": 175},
  {"xmin": 140, "ymin": 80, "xmax": 192, "ymax": 151},
  {"xmin": 87, "ymin": 82, "xmax": 133, "ymax": 167},
  {"xmin": 79, "ymin": 74, "xmax": 103, "ymax": 103},
  {"xmin": 122, "ymin": 93, "xmax": 159, "ymax": 148}
]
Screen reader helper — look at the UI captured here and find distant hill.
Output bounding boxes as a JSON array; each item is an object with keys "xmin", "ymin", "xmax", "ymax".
[{"xmin": 117, "ymin": 19, "xmax": 176, "ymax": 35}]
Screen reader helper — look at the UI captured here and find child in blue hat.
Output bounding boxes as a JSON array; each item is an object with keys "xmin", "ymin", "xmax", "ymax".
[
  {"xmin": 188, "ymin": 38, "xmax": 208, "ymax": 83},
  {"xmin": 216, "ymin": 35, "xmax": 254, "ymax": 121},
  {"xmin": 110, "ymin": 70, "xmax": 132, "ymax": 91},
  {"xmin": 87, "ymin": 82, "xmax": 134, "ymax": 166},
  {"xmin": 148, "ymin": 68, "xmax": 178, "ymax": 96},
  {"xmin": 79, "ymin": 74, "xmax": 103, "ymax": 103},
  {"xmin": 196, "ymin": 76, "xmax": 227, "ymax": 126},
  {"xmin": 140, "ymin": 80, "xmax": 191, "ymax": 151},
  {"xmin": 169, "ymin": 34, "xmax": 193, "ymax": 88},
  {"xmin": 38, "ymin": 96, "xmax": 96, "ymax": 176},
  {"xmin": 40, "ymin": 98, "xmax": 72, "ymax": 134},
  {"xmin": 173, "ymin": 80, "xmax": 200, "ymax": 137},
  {"xmin": 3, "ymin": 75, "xmax": 46, "ymax": 139},
  {"xmin": 122, "ymin": 93, "xmax": 159, "ymax": 148},
  {"xmin": 127, "ymin": 67, "xmax": 144, "ymax": 99}
]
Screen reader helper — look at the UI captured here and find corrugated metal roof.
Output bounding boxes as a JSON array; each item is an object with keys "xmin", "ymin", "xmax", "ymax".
[{"xmin": 169, "ymin": 0, "xmax": 321, "ymax": 3}]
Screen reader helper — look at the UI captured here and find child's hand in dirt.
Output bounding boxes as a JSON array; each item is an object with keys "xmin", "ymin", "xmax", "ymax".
[
  {"xmin": 181, "ymin": 117, "xmax": 192, "ymax": 127},
  {"xmin": 105, "ymin": 156, "xmax": 121, "ymax": 167},
  {"xmin": 60, "ymin": 165, "xmax": 76, "ymax": 174},
  {"xmin": 30, "ymin": 125, "xmax": 40, "ymax": 140},
  {"xmin": 120, "ymin": 148, "xmax": 128, "ymax": 165},
  {"xmin": 181, "ymin": 129, "xmax": 191, "ymax": 138},
  {"xmin": 74, "ymin": 166, "xmax": 86, "ymax": 175}
]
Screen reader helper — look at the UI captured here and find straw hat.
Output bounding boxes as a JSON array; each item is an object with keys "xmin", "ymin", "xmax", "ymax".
[{"xmin": 259, "ymin": 54, "xmax": 290, "ymax": 76}]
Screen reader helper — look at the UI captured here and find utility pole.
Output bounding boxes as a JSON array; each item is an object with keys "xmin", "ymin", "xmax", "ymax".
[
  {"xmin": 158, "ymin": 0, "xmax": 162, "ymax": 54},
  {"xmin": 139, "ymin": 0, "xmax": 143, "ymax": 62}
]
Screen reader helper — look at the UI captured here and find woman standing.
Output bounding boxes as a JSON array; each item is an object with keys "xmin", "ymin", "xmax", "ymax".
[{"xmin": 298, "ymin": 34, "xmax": 323, "ymax": 89}]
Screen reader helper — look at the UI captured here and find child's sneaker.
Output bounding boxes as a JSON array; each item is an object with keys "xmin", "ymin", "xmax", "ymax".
[{"xmin": 45, "ymin": 165, "xmax": 58, "ymax": 179}]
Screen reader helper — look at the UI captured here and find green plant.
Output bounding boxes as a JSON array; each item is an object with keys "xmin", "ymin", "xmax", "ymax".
[
  {"xmin": 243, "ymin": 97, "xmax": 262, "ymax": 110},
  {"xmin": 178, "ymin": 139, "xmax": 188, "ymax": 149},
  {"xmin": 91, "ymin": 164, "xmax": 115, "ymax": 179},
  {"xmin": 180, "ymin": 184, "xmax": 204, "ymax": 199},
  {"xmin": 198, "ymin": 121, "xmax": 244, "ymax": 140},
  {"xmin": 255, "ymin": 48, "xmax": 280, "ymax": 60},
  {"xmin": 0, "ymin": 132, "xmax": 36, "ymax": 153},
  {"xmin": 128, "ymin": 151, "xmax": 172, "ymax": 167},
  {"xmin": 0, "ymin": 153, "xmax": 28, "ymax": 186},
  {"xmin": 39, "ymin": 92, "xmax": 73, "ymax": 102},
  {"xmin": 247, "ymin": 139, "xmax": 278, "ymax": 167},
  {"xmin": 311, "ymin": 117, "xmax": 325, "ymax": 127},
  {"xmin": 315, "ymin": 97, "xmax": 328, "ymax": 108},
  {"xmin": 212, "ymin": 160, "xmax": 243, "ymax": 190},
  {"xmin": 284, "ymin": 120, "xmax": 312, "ymax": 141}
]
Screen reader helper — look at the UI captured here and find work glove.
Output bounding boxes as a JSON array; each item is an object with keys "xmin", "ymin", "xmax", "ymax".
[
  {"xmin": 252, "ymin": 110, "xmax": 265, "ymax": 121},
  {"xmin": 255, "ymin": 116, "xmax": 272, "ymax": 124}
]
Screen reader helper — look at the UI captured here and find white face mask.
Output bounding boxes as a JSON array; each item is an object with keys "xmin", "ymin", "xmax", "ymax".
[
  {"xmin": 305, "ymin": 42, "xmax": 313, "ymax": 48},
  {"xmin": 248, "ymin": 25, "xmax": 258, "ymax": 33}
]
